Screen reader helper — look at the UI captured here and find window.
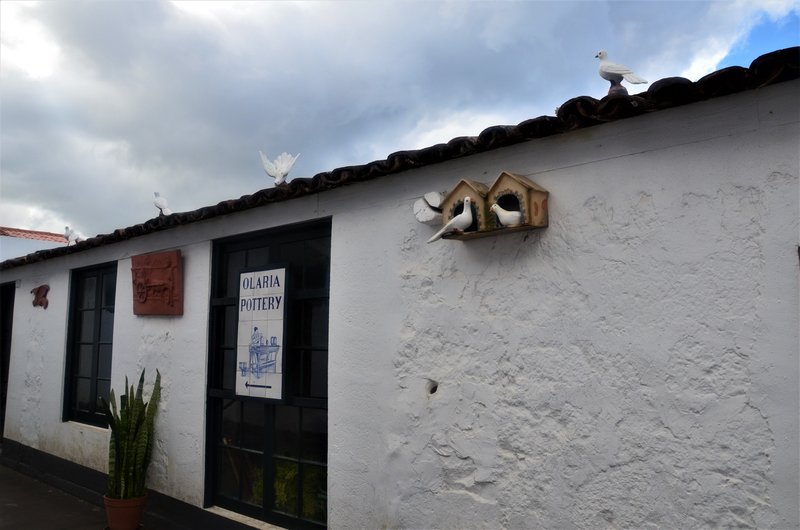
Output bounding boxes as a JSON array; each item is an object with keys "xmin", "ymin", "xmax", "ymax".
[
  {"xmin": 206, "ymin": 220, "xmax": 330, "ymax": 528},
  {"xmin": 64, "ymin": 262, "xmax": 117, "ymax": 426}
]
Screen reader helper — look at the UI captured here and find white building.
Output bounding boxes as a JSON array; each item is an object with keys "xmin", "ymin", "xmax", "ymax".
[{"xmin": 1, "ymin": 48, "xmax": 798, "ymax": 529}]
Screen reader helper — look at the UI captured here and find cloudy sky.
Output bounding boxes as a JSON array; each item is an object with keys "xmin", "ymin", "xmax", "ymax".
[{"xmin": 1, "ymin": 1, "xmax": 798, "ymax": 247}]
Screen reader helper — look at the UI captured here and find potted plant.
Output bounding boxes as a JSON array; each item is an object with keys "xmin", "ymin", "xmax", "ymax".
[{"xmin": 100, "ymin": 369, "xmax": 161, "ymax": 530}]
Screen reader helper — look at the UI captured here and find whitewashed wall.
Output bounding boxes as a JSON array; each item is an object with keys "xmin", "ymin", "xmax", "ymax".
[
  {"xmin": 1, "ymin": 203, "xmax": 328, "ymax": 506},
  {"xmin": 1, "ymin": 80, "xmax": 798, "ymax": 528},
  {"xmin": 327, "ymin": 80, "xmax": 799, "ymax": 530}
]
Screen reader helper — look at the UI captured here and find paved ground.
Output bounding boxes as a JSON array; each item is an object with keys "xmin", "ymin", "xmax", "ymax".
[
  {"xmin": 0, "ymin": 463, "xmax": 107, "ymax": 529},
  {"xmin": 0, "ymin": 463, "xmax": 274, "ymax": 530}
]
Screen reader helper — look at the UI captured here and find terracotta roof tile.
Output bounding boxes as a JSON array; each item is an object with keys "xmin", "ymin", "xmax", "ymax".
[
  {"xmin": 0, "ymin": 226, "xmax": 67, "ymax": 243},
  {"xmin": 2, "ymin": 46, "xmax": 798, "ymax": 271}
]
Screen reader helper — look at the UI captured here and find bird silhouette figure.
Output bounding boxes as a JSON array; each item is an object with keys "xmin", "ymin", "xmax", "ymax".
[{"xmin": 259, "ymin": 151, "xmax": 299, "ymax": 186}]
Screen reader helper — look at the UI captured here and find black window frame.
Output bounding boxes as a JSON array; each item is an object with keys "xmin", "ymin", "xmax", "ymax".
[
  {"xmin": 205, "ymin": 219, "xmax": 331, "ymax": 529},
  {"xmin": 63, "ymin": 261, "xmax": 117, "ymax": 426}
]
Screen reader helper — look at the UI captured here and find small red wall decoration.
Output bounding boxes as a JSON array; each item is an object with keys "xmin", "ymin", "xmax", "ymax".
[
  {"xmin": 31, "ymin": 284, "xmax": 50, "ymax": 309},
  {"xmin": 131, "ymin": 250, "xmax": 183, "ymax": 316}
]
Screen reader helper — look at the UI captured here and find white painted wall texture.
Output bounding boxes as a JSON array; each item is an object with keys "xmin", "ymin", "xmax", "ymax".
[
  {"xmin": 326, "ymin": 81, "xmax": 799, "ymax": 529},
  {"xmin": 1, "ymin": 80, "xmax": 798, "ymax": 529}
]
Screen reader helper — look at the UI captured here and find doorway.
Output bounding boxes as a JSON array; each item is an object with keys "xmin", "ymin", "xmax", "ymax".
[
  {"xmin": 0, "ymin": 282, "xmax": 15, "ymax": 441},
  {"xmin": 206, "ymin": 220, "xmax": 330, "ymax": 528}
]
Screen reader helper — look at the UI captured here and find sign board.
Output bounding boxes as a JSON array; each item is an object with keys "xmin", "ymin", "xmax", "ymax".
[{"xmin": 236, "ymin": 267, "xmax": 286, "ymax": 400}]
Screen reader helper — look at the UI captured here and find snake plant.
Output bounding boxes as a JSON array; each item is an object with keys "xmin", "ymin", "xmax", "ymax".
[{"xmin": 100, "ymin": 369, "xmax": 161, "ymax": 499}]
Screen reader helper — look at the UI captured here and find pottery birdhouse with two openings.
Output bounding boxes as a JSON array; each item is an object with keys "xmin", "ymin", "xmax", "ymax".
[
  {"xmin": 488, "ymin": 171, "xmax": 549, "ymax": 230},
  {"xmin": 439, "ymin": 179, "xmax": 490, "ymax": 239}
]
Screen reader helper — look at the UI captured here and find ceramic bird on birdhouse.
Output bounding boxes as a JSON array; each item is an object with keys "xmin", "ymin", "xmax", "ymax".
[
  {"xmin": 427, "ymin": 196, "xmax": 473, "ymax": 243},
  {"xmin": 490, "ymin": 203, "xmax": 523, "ymax": 227}
]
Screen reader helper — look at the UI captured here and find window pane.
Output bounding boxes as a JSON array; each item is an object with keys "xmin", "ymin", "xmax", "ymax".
[
  {"xmin": 102, "ymin": 271, "xmax": 116, "ymax": 307},
  {"xmin": 284, "ymin": 348, "xmax": 301, "ymax": 398},
  {"xmin": 75, "ymin": 378, "xmax": 91, "ymax": 411},
  {"xmin": 222, "ymin": 349, "xmax": 236, "ymax": 391},
  {"xmin": 80, "ymin": 311, "xmax": 95, "ymax": 342},
  {"xmin": 273, "ymin": 406, "xmax": 299, "ymax": 458},
  {"xmin": 217, "ymin": 445, "xmax": 241, "ymax": 501},
  {"xmin": 281, "ymin": 243, "xmax": 305, "ymax": 287},
  {"xmin": 306, "ymin": 350, "xmax": 327, "ymax": 399},
  {"xmin": 77, "ymin": 345, "xmax": 93, "ymax": 377},
  {"xmin": 80, "ymin": 277, "xmax": 96, "ymax": 309},
  {"xmin": 99, "ymin": 308, "xmax": 114, "ymax": 342},
  {"xmin": 242, "ymin": 451, "xmax": 264, "ymax": 507},
  {"xmin": 221, "ymin": 400, "xmax": 241, "ymax": 446},
  {"xmin": 301, "ymin": 463, "xmax": 327, "ymax": 523},
  {"xmin": 241, "ymin": 401, "xmax": 265, "ymax": 451},
  {"xmin": 98, "ymin": 344, "xmax": 112, "ymax": 379},
  {"xmin": 247, "ymin": 246, "xmax": 270, "ymax": 268},
  {"xmin": 302, "ymin": 408, "xmax": 327, "ymax": 463},
  {"xmin": 304, "ymin": 238, "xmax": 330, "ymax": 290},
  {"xmin": 273, "ymin": 459, "xmax": 298, "ymax": 516},
  {"xmin": 225, "ymin": 250, "xmax": 247, "ymax": 297},
  {"xmin": 223, "ymin": 305, "xmax": 237, "ymax": 348},
  {"xmin": 96, "ymin": 379, "xmax": 111, "ymax": 406},
  {"xmin": 309, "ymin": 299, "xmax": 329, "ymax": 348}
]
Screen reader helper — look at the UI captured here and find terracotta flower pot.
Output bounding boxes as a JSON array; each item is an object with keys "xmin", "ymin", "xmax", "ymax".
[{"xmin": 103, "ymin": 494, "xmax": 147, "ymax": 530}]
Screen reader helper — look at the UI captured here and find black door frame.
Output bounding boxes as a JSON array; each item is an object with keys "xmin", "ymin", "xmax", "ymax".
[
  {"xmin": 204, "ymin": 219, "xmax": 331, "ymax": 528},
  {"xmin": 0, "ymin": 282, "xmax": 16, "ymax": 440}
]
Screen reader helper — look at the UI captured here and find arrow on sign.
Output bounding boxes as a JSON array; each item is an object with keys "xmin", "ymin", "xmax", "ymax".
[{"xmin": 245, "ymin": 381, "xmax": 272, "ymax": 389}]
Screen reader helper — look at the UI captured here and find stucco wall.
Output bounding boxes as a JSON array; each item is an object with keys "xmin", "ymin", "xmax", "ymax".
[
  {"xmin": 1, "ymin": 80, "xmax": 798, "ymax": 528},
  {"xmin": 327, "ymin": 80, "xmax": 799, "ymax": 529},
  {"xmin": 1, "ymin": 239, "xmax": 215, "ymax": 505}
]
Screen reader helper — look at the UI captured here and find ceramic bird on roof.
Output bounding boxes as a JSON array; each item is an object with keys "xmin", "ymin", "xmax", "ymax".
[
  {"xmin": 490, "ymin": 203, "xmax": 523, "ymax": 227},
  {"xmin": 259, "ymin": 151, "xmax": 299, "ymax": 186},
  {"xmin": 427, "ymin": 196, "xmax": 473, "ymax": 243},
  {"xmin": 596, "ymin": 50, "xmax": 647, "ymax": 95},
  {"xmin": 153, "ymin": 192, "xmax": 173, "ymax": 216},
  {"xmin": 64, "ymin": 226, "xmax": 83, "ymax": 245}
]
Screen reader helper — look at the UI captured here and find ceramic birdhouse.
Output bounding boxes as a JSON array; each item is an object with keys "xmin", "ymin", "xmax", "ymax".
[
  {"xmin": 439, "ymin": 179, "xmax": 490, "ymax": 238},
  {"xmin": 487, "ymin": 171, "xmax": 549, "ymax": 229}
]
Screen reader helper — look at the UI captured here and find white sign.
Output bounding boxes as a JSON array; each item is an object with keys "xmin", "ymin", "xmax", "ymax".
[{"xmin": 236, "ymin": 268, "xmax": 285, "ymax": 399}]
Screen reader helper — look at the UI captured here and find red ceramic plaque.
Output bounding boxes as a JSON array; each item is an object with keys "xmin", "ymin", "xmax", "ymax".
[{"xmin": 131, "ymin": 250, "xmax": 183, "ymax": 316}]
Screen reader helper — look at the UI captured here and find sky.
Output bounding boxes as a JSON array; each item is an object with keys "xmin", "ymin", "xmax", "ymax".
[{"xmin": 1, "ymin": 0, "xmax": 798, "ymax": 257}]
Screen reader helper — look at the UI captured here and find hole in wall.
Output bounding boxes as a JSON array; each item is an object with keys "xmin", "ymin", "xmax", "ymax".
[{"xmin": 426, "ymin": 379, "xmax": 439, "ymax": 396}]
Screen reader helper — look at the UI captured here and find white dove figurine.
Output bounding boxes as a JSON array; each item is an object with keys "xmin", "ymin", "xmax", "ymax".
[
  {"xmin": 64, "ymin": 226, "xmax": 83, "ymax": 245},
  {"xmin": 427, "ymin": 196, "xmax": 473, "ymax": 243},
  {"xmin": 595, "ymin": 50, "xmax": 647, "ymax": 85},
  {"xmin": 490, "ymin": 203, "xmax": 523, "ymax": 227},
  {"xmin": 259, "ymin": 151, "xmax": 299, "ymax": 185},
  {"xmin": 154, "ymin": 192, "xmax": 173, "ymax": 216}
]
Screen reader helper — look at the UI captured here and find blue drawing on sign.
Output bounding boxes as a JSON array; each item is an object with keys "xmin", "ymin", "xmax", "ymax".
[{"xmin": 239, "ymin": 326, "xmax": 279, "ymax": 377}]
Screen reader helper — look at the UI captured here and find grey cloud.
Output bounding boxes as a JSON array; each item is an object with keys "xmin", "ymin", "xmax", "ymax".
[{"xmin": 1, "ymin": 0, "xmax": 792, "ymax": 239}]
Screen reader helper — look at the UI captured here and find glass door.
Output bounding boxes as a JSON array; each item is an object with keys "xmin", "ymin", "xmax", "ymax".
[{"xmin": 206, "ymin": 220, "xmax": 330, "ymax": 528}]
